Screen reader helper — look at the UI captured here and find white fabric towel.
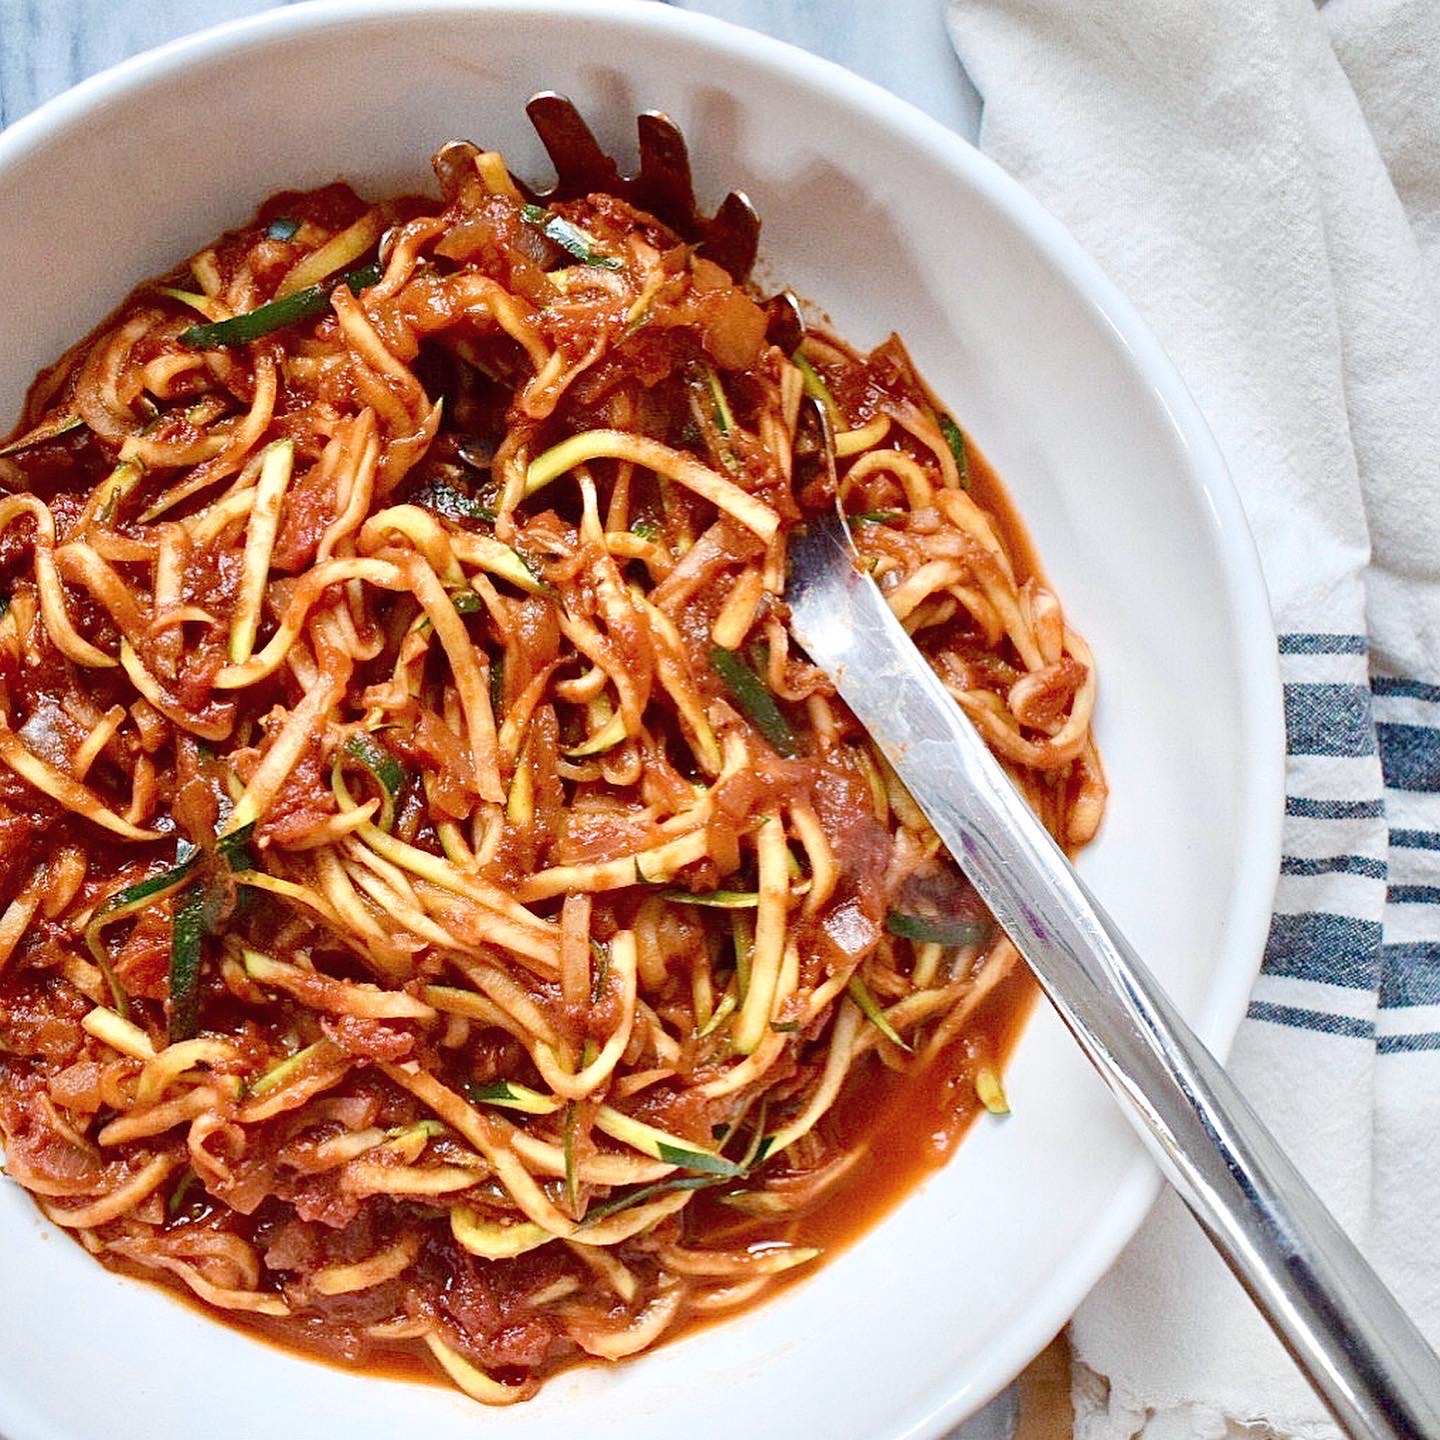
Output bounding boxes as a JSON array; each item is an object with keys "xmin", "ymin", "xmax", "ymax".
[{"xmin": 943, "ymin": 2, "xmax": 1440, "ymax": 1437}]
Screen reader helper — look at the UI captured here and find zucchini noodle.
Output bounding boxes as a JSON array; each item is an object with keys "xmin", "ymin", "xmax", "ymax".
[{"xmin": 0, "ymin": 140, "xmax": 1104, "ymax": 1402}]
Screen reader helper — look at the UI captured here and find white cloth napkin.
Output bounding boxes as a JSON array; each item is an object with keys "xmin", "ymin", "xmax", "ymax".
[{"xmin": 943, "ymin": 2, "xmax": 1440, "ymax": 1436}]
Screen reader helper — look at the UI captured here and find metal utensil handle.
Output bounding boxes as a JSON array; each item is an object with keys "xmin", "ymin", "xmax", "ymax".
[{"xmin": 788, "ymin": 520, "xmax": 1440, "ymax": 1440}]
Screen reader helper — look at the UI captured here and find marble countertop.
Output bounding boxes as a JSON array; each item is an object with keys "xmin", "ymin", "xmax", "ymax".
[{"xmin": 0, "ymin": 0, "xmax": 980, "ymax": 137}]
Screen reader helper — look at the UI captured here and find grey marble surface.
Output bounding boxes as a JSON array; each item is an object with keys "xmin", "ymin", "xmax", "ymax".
[
  {"xmin": 0, "ymin": 0, "xmax": 981, "ymax": 137},
  {"xmin": 0, "ymin": 3, "xmax": 1007, "ymax": 1437}
]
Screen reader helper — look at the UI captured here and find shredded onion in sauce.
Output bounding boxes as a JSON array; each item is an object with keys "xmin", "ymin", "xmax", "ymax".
[{"xmin": 0, "ymin": 141, "xmax": 1104, "ymax": 1401}]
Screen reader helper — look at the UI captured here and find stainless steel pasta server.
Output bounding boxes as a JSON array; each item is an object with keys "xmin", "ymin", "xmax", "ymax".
[{"xmin": 786, "ymin": 511, "xmax": 1440, "ymax": 1440}]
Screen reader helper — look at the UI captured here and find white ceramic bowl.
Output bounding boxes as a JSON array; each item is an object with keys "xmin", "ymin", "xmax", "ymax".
[{"xmin": 0, "ymin": 4, "xmax": 1284, "ymax": 1438}]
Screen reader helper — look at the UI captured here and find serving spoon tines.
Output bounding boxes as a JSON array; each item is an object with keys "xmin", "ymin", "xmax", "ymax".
[{"xmin": 786, "ymin": 511, "xmax": 1440, "ymax": 1440}]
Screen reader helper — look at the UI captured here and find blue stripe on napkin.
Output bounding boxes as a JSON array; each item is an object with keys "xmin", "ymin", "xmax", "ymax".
[
  {"xmin": 1378, "ymin": 724, "xmax": 1440, "ymax": 791},
  {"xmin": 1277, "ymin": 634, "xmax": 1368, "ymax": 655},
  {"xmin": 1377, "ymin": 1033, "xmax": 1440, "ymax": 1055},
  {"xmin": 1379, "ymin": 944, "xmax": 1440, "ymax": 1006},
  {"xmin": 1390, "ymin": 885, "xmax": 1440, "ymax": 904},
  {"xmin": 1247, "ymin": 637, "xmax": 1440, "ymax": 1048},
  {"xmin": 1279, "ymin": 855, "xmax": 1387, "ymax": 879},
  {"xmin": 1245, "ymin": 1000, "xmax": 1376, "ymax": 1039},
  {"xmin": 1261, "ymin": 913, "xmax": 1382, "ymax": 987},
  {"xmin": 1286, "ymin": 797, "xmax": 1384, "ymax": 818},
  {"xmin": 1283, "ymin": 683, "xmax": 1377, "ymax": 757},
  {"xmin": 1372, "ymin": 676, "xmax": 1440, "ymax": 703}
]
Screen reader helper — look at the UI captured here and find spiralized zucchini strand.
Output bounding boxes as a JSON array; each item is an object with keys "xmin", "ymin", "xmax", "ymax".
[{"xmin": 0, "ymin": 138, "xmax": 1102, "ymax": 1409}]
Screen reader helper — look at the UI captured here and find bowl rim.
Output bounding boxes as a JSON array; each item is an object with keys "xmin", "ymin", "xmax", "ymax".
[{"xmin": 0, "ymin": 3, "xmax": 1286, "ymax": 1437}]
